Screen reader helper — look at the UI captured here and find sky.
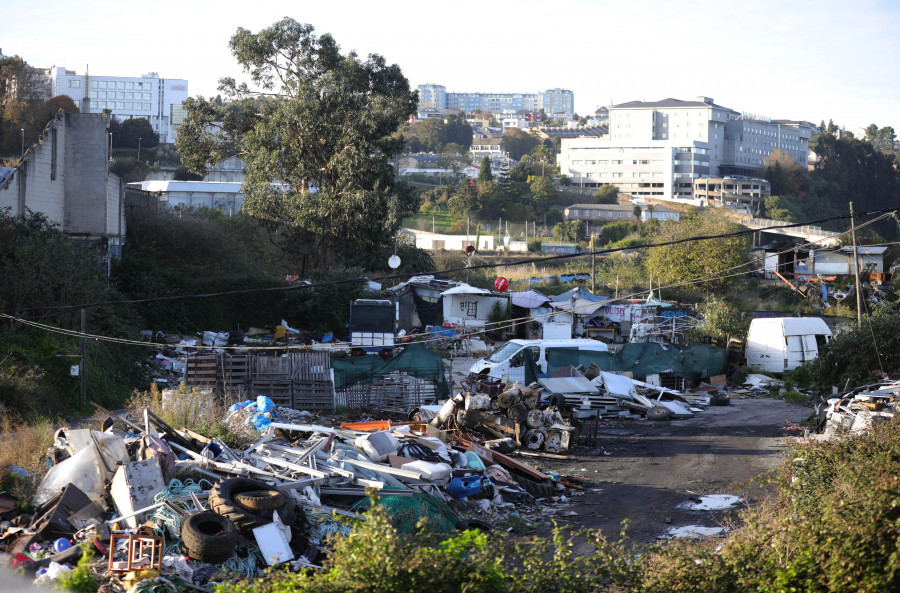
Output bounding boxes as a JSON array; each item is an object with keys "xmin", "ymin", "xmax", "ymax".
[{"xmin": 3, "ymin": 0, "xmax": 897, "ymax": 131}]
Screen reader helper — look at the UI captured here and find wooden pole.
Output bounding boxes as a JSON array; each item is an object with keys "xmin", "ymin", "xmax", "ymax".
[
  {"xmin": 80, "ymin": 308, "xmax": 87, "ymax": 403},
  {"xmin": 850, "ymin": 202, "xmax": 862, "ymax": 327}
]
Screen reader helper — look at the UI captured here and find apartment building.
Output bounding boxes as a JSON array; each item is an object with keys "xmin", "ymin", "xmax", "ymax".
[
  {"xmin": 46, "ymin": 66, "xmax": 188, "ymax": 143},
  {"xmin": 417, "ymin": 84, "xmax": 574, "ymax": 120},
  {"xmin": 558, "ymin": 97, "xmax": 812, "ymax": 203}
]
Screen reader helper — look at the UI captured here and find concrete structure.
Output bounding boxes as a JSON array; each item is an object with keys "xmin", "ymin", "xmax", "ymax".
[
  {"xmin": 126, "ymin": 180, "xmax": 244, "ymax": 214},
  {"xmin": 46, "ymin": 66, "xmax": 188, "ymax": 143},
  {"xmin": 557, "ymin": 97, "xmax": 813, "ymax": 204},
  {"xmin": 0, "ymin": 112, "xmax": 126, "ymax": 274},
  {"xmin": 470, "ymin": 137, "xmax": 505, "ymax": 159},
  {"xmin": 417, "ymin": 84, "xmax": 575, "ymax": 120},
  {"xmin": 564, "ymin": 203, "xmax": 637, "ymax": 222},
  {"xmin": 692, "ymin": 177, "xmax": 770, "ymax": 213}
]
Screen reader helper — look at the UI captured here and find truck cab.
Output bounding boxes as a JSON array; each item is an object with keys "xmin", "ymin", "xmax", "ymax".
[{"xmin": 350, "ymin": 299, "xmax": 397, "ymax": 356}]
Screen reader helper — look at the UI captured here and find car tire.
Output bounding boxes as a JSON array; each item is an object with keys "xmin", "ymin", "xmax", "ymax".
[
  {"xmin": 181, "ymin": 511, "xmax": 238, "ymax": 564},
  {"xmin": 209, "ymin": 477, "xmax": 297, "ymax": 535},
  {"xmin": 234, "ymin": 489, "xmax": 285, "ymax": 511}
]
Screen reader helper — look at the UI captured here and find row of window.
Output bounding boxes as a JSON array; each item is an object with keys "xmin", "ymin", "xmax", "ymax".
[
  {"xmin": 89, "ymin": 91, "xmax": 152, "ymax": 100},
  {"xmin": 93, "ymin": 101, "xmax": 152, "ymax": 111},
  {"xmin": 92, "ymin": 80, "xmax": 152, "ymax": 90}
]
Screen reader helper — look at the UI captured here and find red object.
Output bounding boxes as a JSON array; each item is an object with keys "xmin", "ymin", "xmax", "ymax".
[
  {"xmin": 494, "ymin": 277, "xmax": 509, "ymax": 292},
  {"xmin": 10, "ymin": 553, "xmax": 32, "ymax": 569}
]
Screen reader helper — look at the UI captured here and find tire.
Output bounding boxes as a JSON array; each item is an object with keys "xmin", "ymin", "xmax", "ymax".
[
  {"xmin": 512, "ymin": 473, "xmax": 555, "ymax": 499},
  {"xmin": 209, "ymin": 477, "xmax": 297, "ymax": 535},
  {"xmin": 709, "ymin": 395, "xmax": 731, "ymax": 407},
  {"xmin": 459, "ymin": 518, "xmax": 492, "ymax": 532},
  {"xmin": 181, "ymin": 511, "xmax": 238, "ymax": 564},
  {"xmin": 234, "ymin": 489, "xmax": 285, "ymax": 511},
  {"xmin": 646, "ymin": 407, "xmax": 673, "ymax": 421}
]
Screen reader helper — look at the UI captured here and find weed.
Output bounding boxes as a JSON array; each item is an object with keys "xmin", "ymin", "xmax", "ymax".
[
  {"xmin": 54, "ymin": 544, "xmax": 96, "ymax": 592},
  {"xmin": 0, "ymin": 415, "xmax": 58, "ymax": 502}
]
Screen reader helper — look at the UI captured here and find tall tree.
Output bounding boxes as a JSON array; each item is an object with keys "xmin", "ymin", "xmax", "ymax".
[
  {"xmin": 176, "ymin": 19, "xmax": 418, "ymax": 273},
  {"xmin": 502, "ymin": 128, "xmax": 540, "ymax": 160},
  {"xmin": 644, "ymin": 210, "xmax": 750, "ymax": 292},
  {"xmin": 477, "ymin": 156, "xmax": 492, "ymax": 182},
  {"xmin": 0, "ymin": 55, "xmax": 50, "ymax": 155}
]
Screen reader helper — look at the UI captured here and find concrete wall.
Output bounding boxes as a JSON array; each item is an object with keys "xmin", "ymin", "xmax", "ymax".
[{"xmin": 0, "ymin": 112, "xmax": 125, "ymax": 273}]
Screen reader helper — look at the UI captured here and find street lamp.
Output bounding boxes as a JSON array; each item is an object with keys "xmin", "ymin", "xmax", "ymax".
[
  {"xmin": 20, "ymin": 128, "xmax": 24, "ymax": 159},
  {"xmin": 137, "ymin": 137, "xmax": 142, "ymax": 162}
]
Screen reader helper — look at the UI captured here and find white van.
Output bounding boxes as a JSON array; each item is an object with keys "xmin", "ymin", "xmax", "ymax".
[
  {"xmin": 469, "ymin": 339, "xmax": 609, "ymax": 384},
  {"xmin": 746, "ymin": 317, "xmax": 832, "ymax": 373}
]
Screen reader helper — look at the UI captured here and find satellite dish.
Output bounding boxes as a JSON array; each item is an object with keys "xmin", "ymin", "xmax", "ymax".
[
  {"xmin": 388, "ymin": 255, "xmax": 401, "ymax": 269},
  {"xmin": 465, "ymin": 245, "xmax": 476, "ymax": 256}
]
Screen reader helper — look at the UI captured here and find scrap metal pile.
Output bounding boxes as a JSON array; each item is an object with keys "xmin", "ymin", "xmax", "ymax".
[
  {"xmin": 815, "ymin": 378, "xmax": 900, "ymax": 437},
  {"xmin": 0, "ymin": 397, "xmax": 578, "ymax": 591}
]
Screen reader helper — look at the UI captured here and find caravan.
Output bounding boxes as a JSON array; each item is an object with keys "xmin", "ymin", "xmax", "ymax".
[
  {"xmin": 469, "ymin": 338, "xmax": 609, "ymax": 384},
  {"xmin": 745, "ymin": 317, "xmax": 832, "ymax": 373}
]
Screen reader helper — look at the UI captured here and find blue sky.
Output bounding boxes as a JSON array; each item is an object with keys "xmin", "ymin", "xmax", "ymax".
[{"xmin": 4, "ymin": 0, "xmax": 897, "ymax": 131}]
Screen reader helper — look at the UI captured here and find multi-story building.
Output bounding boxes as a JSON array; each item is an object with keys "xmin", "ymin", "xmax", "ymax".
[
  {"xmin": 557, "ymin": 97, "xmax": 812, "ymax": 204},
  {"xmin": 692, "ymin": 177, "xmax": 771, "ymax": 213},
  {"xmin": 417, "ymin": 84, "xmax": 575, "ymax": 120},
  {"xmin": 46, "ymin": 66, "xmax": 188, "ymax": 143}
]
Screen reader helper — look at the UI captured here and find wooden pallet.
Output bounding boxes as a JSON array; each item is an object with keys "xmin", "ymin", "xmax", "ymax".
[
  {"xmin": 249, "ymin": 380, "xmax": 293, "ymax": 407},
  {"xmin": 185, "ymin": 355, "xmax": 218, "ymax": 387}
]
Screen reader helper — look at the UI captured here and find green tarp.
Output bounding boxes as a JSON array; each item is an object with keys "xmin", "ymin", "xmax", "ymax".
[
  {"xmin": 331, "ymin": 342, "xmax": 450, "ymax": 398},
  {"xmin": 546, "ymin": 343, "xmax": 725, "ymax": 381}
]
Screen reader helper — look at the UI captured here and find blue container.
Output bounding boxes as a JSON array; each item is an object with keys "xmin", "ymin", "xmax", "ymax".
[{"xmin": 447, "ymin": 475, "xmax": 483, "ymax": 499}]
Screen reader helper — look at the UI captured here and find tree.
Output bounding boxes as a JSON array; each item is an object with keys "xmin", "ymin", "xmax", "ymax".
[
  {"xmin": 477, "ymin": 156, "xmax": 492, "ymax": 182},
  {"xmin": 119, "ymin": 117, "xmax": 159, "ymax": 151},
  {"xmin": 176, "ymin": 19, "xmax": 418, "ymax": 273},
  {"xmin": 644, "ymin": 210, "xmax": 750, "ymax": 292},
  {"xmin": 528, "ymin": 176, "xmax": 556, "ymax": 216},
  {"xmin": 633, "ymin": 205, "xmax": 642, "ymax": 221},
  {"xmin": 552, "ymin": 220, "xmax": 585, "ymax": 242},
  {"xmin": 502, "ymin": 128, "xmax": 539, "ymax": 160},
  {"xmin": 594, "ymin": 184, "xmax": 619, "ymax": 204},
  {"xmin": 0, "ymin": 55, "xmax": 51, "ymax": 156},
  {"xmin": 45, "ymin": 95, "xmax": 79, "ymax": 114},
  {"xmin": 436, "ymin": 143, "xmax": 468, "ymax": 175}
]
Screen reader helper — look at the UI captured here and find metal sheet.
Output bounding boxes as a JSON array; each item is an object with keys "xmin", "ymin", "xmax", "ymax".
[{"xmin": 539, "ymin": 376, "xmax": 599, "ymax": 394}]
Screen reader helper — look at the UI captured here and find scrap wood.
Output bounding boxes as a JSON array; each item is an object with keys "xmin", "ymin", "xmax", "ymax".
[
  {"xmin": 515, "ymin": 450, "xmax": 572, "ymax": 461},
  {"xmin": 460, "ymin": 440, "xmax": 548, "ymax": 482}
]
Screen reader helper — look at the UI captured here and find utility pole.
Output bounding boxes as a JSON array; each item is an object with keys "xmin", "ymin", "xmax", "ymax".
[
  {"xmin": 590, "ymin": 235, "xmax": 596, "ymax": 293},
  {"xmin": 137, "ymin": 137, "xmax": 142, "ymax": 162},
  {"xmin": 850, "ymin": 202, "xmax": 863, "ymax": 327},
  {"xmin": 80, "ymin": 308, "xmax": 87, "ymax": 403},
  {"xmin": 20, "ymin": 128, "xmax": 24, "ymax": 159}
]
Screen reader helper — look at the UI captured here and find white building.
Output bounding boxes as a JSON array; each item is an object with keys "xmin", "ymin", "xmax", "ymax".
[
  {"xmin": 558, "ymin": 97, "xmax": 813, "ymax": 203},
  {"xmin": 46, "ymin": 67, "xmax": 188, "ymax": 143},
  {"xmin": 126, "ymin": 180, "xmax": 243, "ymax": 214}
]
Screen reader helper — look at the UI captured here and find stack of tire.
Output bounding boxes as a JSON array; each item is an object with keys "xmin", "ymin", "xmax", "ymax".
[{"xmin": 180, "ymin": 477, "xmax": 306, "ymax": 564}]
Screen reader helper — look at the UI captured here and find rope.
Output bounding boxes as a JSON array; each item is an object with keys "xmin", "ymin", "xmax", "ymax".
[{"xmin": 148, "ymin": 478, "xmax": 214, "ymax": 537}]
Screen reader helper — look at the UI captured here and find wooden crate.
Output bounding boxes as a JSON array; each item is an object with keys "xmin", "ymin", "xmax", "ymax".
[
  {"xmin": 185, "ymin": 355, "xmax": 218, "ymax": 387},
  {"xmin": 249, "ymin": 380, "xmax": 293, "ymax": 408},
  {"xmin": 292, "ymin": 380, "xmax": 334, "ymax": 411},
  {"xmin": 221, "ymin": 354, "xmax": 251, "ymax": 386},
  {"xmin": 254, "ymin": 356, "xmax": 291, "ymax": 379}
]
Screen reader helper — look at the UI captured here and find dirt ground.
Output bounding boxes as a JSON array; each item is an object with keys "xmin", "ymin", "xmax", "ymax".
[{"xmin": 446, "ymin": 354, "xmax": 812, "ymax": 544}]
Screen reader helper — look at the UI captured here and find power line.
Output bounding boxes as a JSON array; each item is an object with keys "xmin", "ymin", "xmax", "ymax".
[{"xmin": 5, "ymin": 208, "xmax": 894, "ymax": 316}]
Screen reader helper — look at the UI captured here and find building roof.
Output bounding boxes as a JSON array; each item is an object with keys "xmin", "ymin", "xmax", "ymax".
[
  {"xmin": 612, "ymin": 98, "xmax": 735, "ymax": 112},
  {"xmin": 471, "ymin": 138, "xmax": 502, "ymax": 146},
  {"xmin": 533, "ymin": 124, "xmax": 608, "ymax": 138},
  {"xmin": 127, "ymin": 180, "xmax": 243, "ymax": 193},
  {"xmin": 566, "ymin": 203, "xmax": 635, "ymax": 211}
]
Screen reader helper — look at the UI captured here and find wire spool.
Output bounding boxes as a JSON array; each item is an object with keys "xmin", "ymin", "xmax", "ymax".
[
  {"xmin": 506, "ymin": 403, "xmax": 528, "ymax": 424},
  {"xmin": 522, "ymin": 391, "xmax": 539, "ymax": 410},
  {"xmin": 525, "ymin": 408, "xmax": 544, "ymax": 429},
  {"xmin": 524, "ymin": 428, "xmax": 546, "ymax": 450}
]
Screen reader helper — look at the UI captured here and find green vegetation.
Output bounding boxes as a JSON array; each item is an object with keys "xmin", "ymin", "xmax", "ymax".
[{"xmin": 177, "ymin": 18, "xmax": 419, "ymax": 275}]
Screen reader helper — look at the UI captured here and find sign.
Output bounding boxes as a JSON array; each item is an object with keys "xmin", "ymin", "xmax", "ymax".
[
  {"xmin": 494, "ymin": 277, "xmax": 509, "ymax": 292},
  {"xmin": 70, "ymin": 365, "xmax": 80, "ymax": 376}
]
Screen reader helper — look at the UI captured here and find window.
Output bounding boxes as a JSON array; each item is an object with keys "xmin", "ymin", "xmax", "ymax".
[
  {"xmin": 143, "ymin": 103, "xmax": 151, "ymax": 111},
  {"xmin": 118, "ymin": 81, "xmax": 125, "ymax": 89},
  {"xmin": 126, "ymin": 82, "xmax": 134, "ymax": 89},
  {"xmin": 74, "ymin": 100, "xmax": 80, "ymax": 107},
  {"xmin": 126, "ymin": 102, "xmax": 133, "ymax": 110},
  {"xmin": 68, "ymin": 79, "xmax": 81, "ymax": 88},
  {"xmin": 91, "ymin": 81, "xmax": 98, "ymax": 89},
  {"xmin": 144, "ymin": 92, "xmax": 151, "ymax": 100},
  {"xmin": 90, "ymin": 91, "xmax": 98, "ymax": 99},
  {"xmin": 117, "ymin": 102, "xmax": 124, "ymax": 109}
]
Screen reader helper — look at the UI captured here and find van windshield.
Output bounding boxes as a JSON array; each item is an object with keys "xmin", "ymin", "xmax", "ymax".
[{"xmin": 487, "ymin": 342, "xmax": 521, "ymax": 363}]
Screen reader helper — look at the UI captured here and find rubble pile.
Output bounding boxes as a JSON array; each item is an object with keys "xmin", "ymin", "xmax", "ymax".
[
  {"xmin": 0, "ymin": 396, "xmax": 580, "ymax": 590},
  {"xmin": 816, "ymin": 379, "xmax": 900, "ymax": 437}
]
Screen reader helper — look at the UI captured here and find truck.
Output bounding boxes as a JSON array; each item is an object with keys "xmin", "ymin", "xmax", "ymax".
[
  {"xmin": 349, "ymin": 299, "xmax": 397, "ymax": 356},
  {"xmin": 745, "ymin": 317, "xmax": 832, "ymax": 373}
]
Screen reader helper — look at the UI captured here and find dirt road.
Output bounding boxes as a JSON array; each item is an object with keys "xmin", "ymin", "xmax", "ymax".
[{"xmin": 532, "ymin": 398, "xmax": 811, "ymax": 543}]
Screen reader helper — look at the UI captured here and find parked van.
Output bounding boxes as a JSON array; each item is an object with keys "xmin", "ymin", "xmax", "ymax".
[
  {"xmin": 745, "ymin": 317, "xmax": 832, "ymax": 373},
  {"xmin": 469, "ymin": 339, "xmax": 609, "ymax": 384}
]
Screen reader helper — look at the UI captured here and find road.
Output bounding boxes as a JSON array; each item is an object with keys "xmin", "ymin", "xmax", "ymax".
[{"xmin": 533, "ymin": 397, "xmax": 810, "ymax": 543}]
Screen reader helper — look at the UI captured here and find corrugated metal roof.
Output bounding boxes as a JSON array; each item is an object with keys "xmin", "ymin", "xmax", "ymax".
[{"xmin": 127, "ymin": 180, "xmax": 244, "ymax": 193}]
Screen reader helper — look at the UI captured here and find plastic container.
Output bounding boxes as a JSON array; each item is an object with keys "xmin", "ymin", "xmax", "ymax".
[{"xmin": 400, "ymin": 460, "xmax": 451, "ymax": 481}]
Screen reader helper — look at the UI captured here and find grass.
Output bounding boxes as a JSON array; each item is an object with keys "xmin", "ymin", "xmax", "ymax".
[
  {"xmin": 0, "ymin": 415, "xmax": 59, "ymax": 503},
  {"xmin": 127, "ymin": 382, "xmax": 257, "ymax": 449}
]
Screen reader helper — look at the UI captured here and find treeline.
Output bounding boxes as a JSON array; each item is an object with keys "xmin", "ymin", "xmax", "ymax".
[{"xmin": 762, "ymin": 134, "xmax": 900, "ymax": 239}]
